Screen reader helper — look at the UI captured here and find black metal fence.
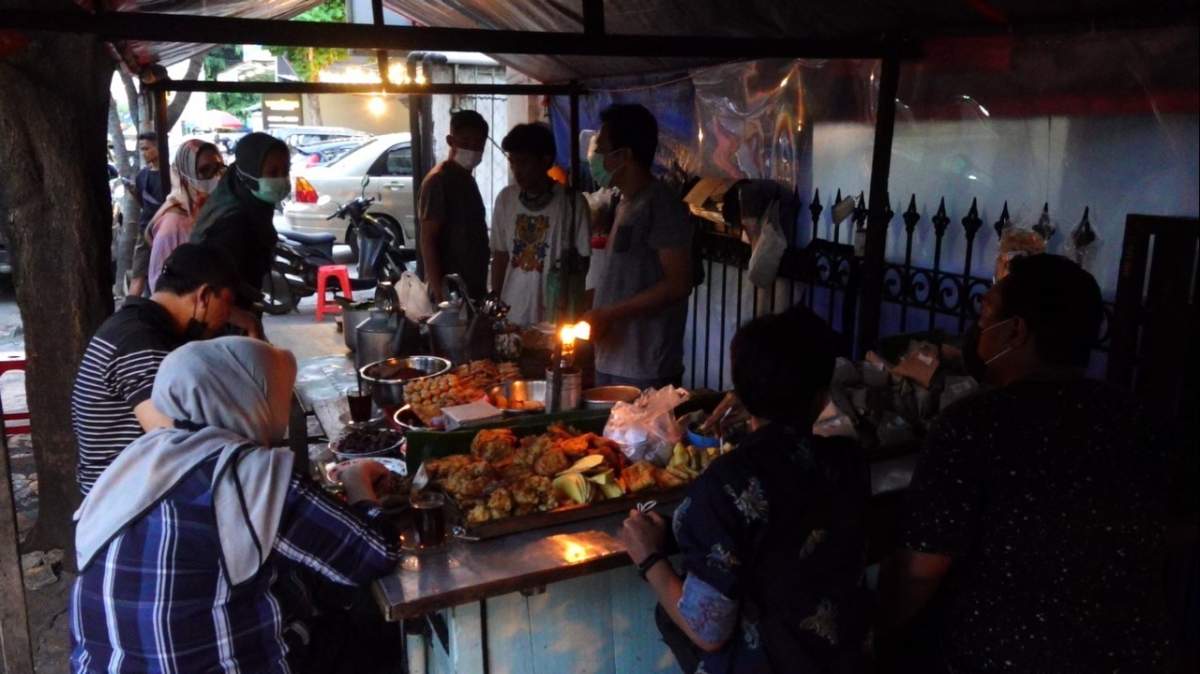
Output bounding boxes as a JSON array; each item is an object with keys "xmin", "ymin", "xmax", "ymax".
[{"xmin": 683, "ymin": 189, "xmax": 1115, "ymax": 391}]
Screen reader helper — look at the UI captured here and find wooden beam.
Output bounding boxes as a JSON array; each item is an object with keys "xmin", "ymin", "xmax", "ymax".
[
  {"xmin": 0, "ymin": 425, "xmax": 35, "ymax": 674},
  {"xmin": 146, "ymin": 80, "xmax": 581, "ymax": 97},
  {"xmin": 2, "ymin": 9, "xmax": 916, "ymax": 60}
]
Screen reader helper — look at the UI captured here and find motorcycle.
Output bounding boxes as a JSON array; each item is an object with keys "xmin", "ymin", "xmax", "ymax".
[{"xmin": 260, "ymin": 177, "xmax": 416, "ymax": 315}]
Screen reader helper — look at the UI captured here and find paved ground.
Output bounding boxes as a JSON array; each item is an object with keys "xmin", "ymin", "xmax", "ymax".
[{"xmin": 1, "ymin": 279, "xmax": 355, "ymax": 672}]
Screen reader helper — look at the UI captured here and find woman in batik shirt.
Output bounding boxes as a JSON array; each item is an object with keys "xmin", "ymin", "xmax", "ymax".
[{"xmin": 620, "ymin": 307, "xmax": 872, "ymax": 674}]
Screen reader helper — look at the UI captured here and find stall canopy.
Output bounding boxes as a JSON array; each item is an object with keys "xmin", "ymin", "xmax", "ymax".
[{"xmin": 106, "ymin": 0, "xmax": 1198, "ymax": 82}]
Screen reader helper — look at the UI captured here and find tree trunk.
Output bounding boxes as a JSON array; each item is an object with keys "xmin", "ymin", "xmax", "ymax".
[
  {"xmin": 165, "ymin": 56, "xmax": 203, "ymax": 130},
  {"xmin": 0, "ymin": 13, "xmax": 116, "ymax": 553},
  {"xmin": 108, "ymin": 96, "xmax": 141, "ymax": 297}
]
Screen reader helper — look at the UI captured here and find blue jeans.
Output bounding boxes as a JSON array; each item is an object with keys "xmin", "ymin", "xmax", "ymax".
[{"xmin": 594, "ymin": 371, "xmax": 682, "ymax": 390}]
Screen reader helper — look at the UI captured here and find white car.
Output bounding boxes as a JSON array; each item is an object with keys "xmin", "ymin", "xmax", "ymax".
[{"xmin": 283, "ymin": 133, "xmax": 415, "ymax": 247}]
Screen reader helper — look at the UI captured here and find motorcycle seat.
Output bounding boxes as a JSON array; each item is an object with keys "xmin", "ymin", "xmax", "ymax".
[{"xmin": 278, "ymin": 229, "xmax": 336, "ymax": 246}]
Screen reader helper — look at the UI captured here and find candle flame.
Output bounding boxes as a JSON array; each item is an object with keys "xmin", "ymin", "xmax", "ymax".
[
  {"xmin": 572, "ymin": 321, "xmax": 591, "ymax": 341},
  {"xmin": 559, "ymin": 324, "xmax": 576, "ymax": 346}
]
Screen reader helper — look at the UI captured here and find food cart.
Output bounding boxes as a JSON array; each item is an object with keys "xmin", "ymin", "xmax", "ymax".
[{"xmin": 1, "ymin": 2, "xmax": 1195, "ymax": 673}]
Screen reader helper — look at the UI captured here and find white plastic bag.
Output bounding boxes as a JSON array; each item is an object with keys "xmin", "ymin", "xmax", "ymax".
[
  {"xmin": 747, "ymin": 199, "xmax": 785, "ymax": 288},
  {"xmin": 603, "ymin": 386, "xmax": 689, "ymax": 465},
  {"xmin": 396, "ymin": 271, "xmax": 435, "ymax": 321}
]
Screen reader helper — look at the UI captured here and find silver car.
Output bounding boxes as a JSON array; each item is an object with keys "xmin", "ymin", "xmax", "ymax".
[{"xmin": 283, "ymin": 133, "xmax": 415, "ymax": 248}]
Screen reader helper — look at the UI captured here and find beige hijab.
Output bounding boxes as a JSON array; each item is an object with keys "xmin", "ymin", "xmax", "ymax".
[{"xmin": 148, "ymin": 139, "xmax": 221, "ymax": 237}]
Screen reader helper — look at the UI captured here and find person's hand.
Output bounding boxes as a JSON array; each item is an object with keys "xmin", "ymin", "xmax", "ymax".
[
  {"xmin": 581, "ymin": 307, "xmax": 616, "ymax": 341},
  {"xmin": 619, "ymin": 509, "xmax": 667, "ymax": 566},
  {"xmin": 339, "ymin": 460, "xmax": 390, "ymax": 504},
  {"xmin": 701, "ymin": 392, "xmax": 748, "ymax": 436},
  {"xmin": 227, "ymin": 307, "xmax": 264, "ymax": 340}
]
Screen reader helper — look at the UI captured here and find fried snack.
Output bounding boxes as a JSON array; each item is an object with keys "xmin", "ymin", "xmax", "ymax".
[
  {"xmin": 654, "ymin": 466, "xmax": 688, "ymax": 489},
  {"xmin": 556, "ymin": 435, "xmax": 591, "ymax": 458},
  {"xmin": 623, "ymin": 461, "xmax": 658, "ymax": 493},
  {"xmin": 533, "ymin": 448, "xmax": 570, "ymax": 476},
  {"xmin": 471, "ymin": 428, "xmax": 518, "ymax": 462},
  {"xmin": 467, "ymin": 503, "xmax": 491, "ymax": 525},
  {"xmin": 424, "ymin": 454, "xmax": 473, "ymax": 480},
  {"xmin": 488, "ymin": 487, "xmax": 514, "ymax": 518},
  {"xmin": 511, "ymin": 475, "xmax": 554, "ymax": 508}
]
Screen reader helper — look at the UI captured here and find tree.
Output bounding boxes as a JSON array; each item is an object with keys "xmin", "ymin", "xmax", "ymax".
[
  {"xmin": 204, "ymin": 45, "xmax": 259, "ymax": 120},
  {"xmin": 0, "ymin": 0, "xmax": 117, "ymax": 553},
  {"xmin": 267, "ymin": 0, "xmax": 348, "ymax": 83}
]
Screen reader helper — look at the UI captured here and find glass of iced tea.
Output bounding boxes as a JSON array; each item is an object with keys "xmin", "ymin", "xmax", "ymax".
[
  {"xmin": 411, "ymin": 491, "xmax": 447, "ymax": 548},
  {"xmin": 346, "ymin": 389, "xmax": 373, "ymax": 423}
]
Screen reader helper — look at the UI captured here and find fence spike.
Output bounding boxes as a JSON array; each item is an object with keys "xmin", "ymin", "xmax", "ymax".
[
  {"xmin": 993, "ymin": 200, "xmax": 1011, "ymax": 240},
  {"xmin": 903, "ymin": 194, "xmax": 920, "ymax": 234},
  {"xmin": 962, "ymin": 197, "xmax": 983, "ymax": 240},
  {"xmin": 1071, "ymin": 206, "xmax": 1097, "ymax": 249},
  {"xmin": 1033, "ymin": 202, "xmax": 1056, "ymax": 240},
  {"xmin": 809, "ymin": 188, "xmax": 824, "ymax": 227},
  {"xmin": 932, "ymin": 197, "xmax": 950, "ymax": 238}
]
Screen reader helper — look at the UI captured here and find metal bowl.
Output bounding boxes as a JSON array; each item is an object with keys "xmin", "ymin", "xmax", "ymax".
[
  {"xmin": 489, "ymin": 380, "xmax": 547, "ymax": 415},
  {"xmin": 582, "ymin": 385, "xmax": 642, "ymax": 409},
  {"xmin": 360, "ymin": 355, "xmax": 452, "ymax": 408}
]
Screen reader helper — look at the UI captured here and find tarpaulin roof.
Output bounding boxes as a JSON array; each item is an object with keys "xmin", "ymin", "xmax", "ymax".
[{"xmin": 109, "ymin": 0, "xmax": 1199, "ymax": 81}]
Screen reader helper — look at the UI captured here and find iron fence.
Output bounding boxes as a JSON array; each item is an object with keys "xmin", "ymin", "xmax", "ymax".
[{"xmin": 683, "ymin": 189, "xmax": 1115, "ymax": 391}]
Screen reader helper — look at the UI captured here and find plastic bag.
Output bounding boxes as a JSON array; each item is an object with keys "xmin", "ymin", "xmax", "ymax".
[
  {"xmin": 747, "ymin": 199, "xmax": 785, "ymax": 288},
  {"xmin": 396, "ymin": 271, "xmax": 435, "ymax": 321},
  {"xmin": 603, "ymin": 386, "xmax": 690, "ymax": 465}
]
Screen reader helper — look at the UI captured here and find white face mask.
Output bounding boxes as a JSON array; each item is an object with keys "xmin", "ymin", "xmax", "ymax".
[
  {"xmin": 981, "ymin": 317, "xmax": 1017, "ymax": 366},
  {"xmin": 193, "ymin": 176, "xmax": 221, "ymax": 194},
  {"xmin": 453, "ymin": 148, "xmax": 483, "ymax": 172}
]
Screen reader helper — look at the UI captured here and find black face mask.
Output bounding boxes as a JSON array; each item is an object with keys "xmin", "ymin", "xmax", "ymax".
[
  {"xmin": 961, "ymin": 323, "xmax": 988, "ymax": 383},
  {"xmin": 183, "ymin": 294, "xmax": 210, "ymax": 342}
]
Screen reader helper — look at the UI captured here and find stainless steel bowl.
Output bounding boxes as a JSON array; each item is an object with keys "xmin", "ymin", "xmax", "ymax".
[
  {"xmin": 582, "ymin": 385, "xmax": 642, "ymax": 409},
  {"xmin": 360, "ymin": 355, "xmax": 452, "ymax": 408},
  {"xmin": 489, "ymin": 380, "xmax": 547, "ymax": 415}
]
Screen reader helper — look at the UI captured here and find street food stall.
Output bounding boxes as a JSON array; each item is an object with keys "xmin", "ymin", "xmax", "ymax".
[{"xmin": 1, "ymin": 2, "xmax": 1196, "ymax": 673}]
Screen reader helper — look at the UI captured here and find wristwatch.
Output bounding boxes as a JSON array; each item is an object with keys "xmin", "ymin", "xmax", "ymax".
[{"xmin": 637, "ymin": 551, "xmax": 669, "ymax": 581}]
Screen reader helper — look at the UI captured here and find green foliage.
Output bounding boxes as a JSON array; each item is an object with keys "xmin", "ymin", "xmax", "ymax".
[
  {"xmin": 203, "ymin": 45, "xmax": 257, "ymax": 119},
  {"xmin": 267, "ymin": 0, "xmax": 349, "ymax": 83}
]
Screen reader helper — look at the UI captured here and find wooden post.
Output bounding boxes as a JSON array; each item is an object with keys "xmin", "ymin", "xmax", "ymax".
[
  {"xmin": 1, "ymin": 427, "xmax": 35, "ymax": 674},
  {"xmin": 857, "ymin": 54, "xmax": 901, "ymax": 358}
]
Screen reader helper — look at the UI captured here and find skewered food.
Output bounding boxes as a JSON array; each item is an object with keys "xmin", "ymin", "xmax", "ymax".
[{"xmin": 403, "ymin": 359, "xmax": 521, "ymax": 425}]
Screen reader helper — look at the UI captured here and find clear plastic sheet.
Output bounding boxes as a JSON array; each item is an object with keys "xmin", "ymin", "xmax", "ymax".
[{"xmin": 108, "ymin": 0, "xmax": 325, "ymax": 66}]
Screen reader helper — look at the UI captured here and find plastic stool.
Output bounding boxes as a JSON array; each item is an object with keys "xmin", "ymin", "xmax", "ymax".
[
  {"xmin": 0, "ymin": 352, "xmax": 29, "ymax": 438},
  {"xmin": 315, "ymin": 265, "xmax": 353, "ymax": 322}
]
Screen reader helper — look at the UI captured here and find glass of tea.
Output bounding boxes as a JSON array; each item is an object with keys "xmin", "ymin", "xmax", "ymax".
[
  {"xmin": 411, "ymin": 491, "xmax": 447, "ymax": 548},
  {"xmin": 346, "ymin": 389, "xmax": 373, "ymax": 423}
]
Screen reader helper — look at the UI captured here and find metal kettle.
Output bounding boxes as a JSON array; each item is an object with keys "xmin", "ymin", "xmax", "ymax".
[
  {"xmin": 354, "ymin": 309, "xmax": 408, "ymax": 370},
  {"xmin": 426, "ymin": 274, "xmax": 493, "ymax": 365}
]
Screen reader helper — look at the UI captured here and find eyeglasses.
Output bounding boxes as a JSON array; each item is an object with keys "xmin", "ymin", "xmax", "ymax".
[{"xmin": 196, "ymin": 163, "xmax": 226, "ymax": 180}]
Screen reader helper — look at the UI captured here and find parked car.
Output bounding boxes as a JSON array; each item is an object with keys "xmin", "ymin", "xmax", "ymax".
[
  {"xmin": 283, "ymin": 133, "xmax": 415, "ymax": 248},
  {"xmin": 289, "ymin": 137, "xmax": 371, "ymax": 174},
  {"xmin": 267, "ymin": 125, "xmax": 371, "ymax": 152}
]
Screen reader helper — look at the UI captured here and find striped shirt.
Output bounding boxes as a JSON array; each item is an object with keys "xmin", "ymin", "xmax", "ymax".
[
  {"xmin": 71, "ymin": 298, "xmax": 181, "ymax": 494},
  {"xmin": 70, "ymin": 456, "xmax": 400, "ymax": 673}
]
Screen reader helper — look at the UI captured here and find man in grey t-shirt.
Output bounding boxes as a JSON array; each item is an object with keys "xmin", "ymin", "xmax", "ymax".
[{"xmin": 583, "ymin": 104, "xmax": 693, "ymax": 389}]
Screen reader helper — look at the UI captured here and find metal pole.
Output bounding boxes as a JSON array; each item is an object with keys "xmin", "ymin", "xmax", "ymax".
[
  {"xmin": 856, "ymin": 55, "xmax": 901, "ymax": 358},
  {"xmin": 569, "ymin": 89, "xmax": 581, "ymax": 188},
  {"xmin": 371, "ymin": 0, "xmax": 390, "ymax": 86},
  {"xmin": 583, "ymin": 0, "xmax": 606, "ymax": 35},
  {"xmin": 153, "ymin": 82, "xmax": 170, "ymax": 185}
]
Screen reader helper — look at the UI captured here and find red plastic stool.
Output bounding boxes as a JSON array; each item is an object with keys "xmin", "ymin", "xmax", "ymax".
[
  {"xmin": 315, "ymin": 265, "xmax": 353, "ymax": 322},
  {"xmin": 0, "ymin": 352, "xmax": 29, "ymax": 438}
]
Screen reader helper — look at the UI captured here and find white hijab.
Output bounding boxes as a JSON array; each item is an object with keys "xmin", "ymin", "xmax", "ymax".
[{"xmin": 75, "ymin": 337, "xmax": 298, "ymax": 586}]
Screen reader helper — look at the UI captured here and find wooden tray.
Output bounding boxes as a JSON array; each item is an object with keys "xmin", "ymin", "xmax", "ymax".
[{"xmin": 447, "ymin": 485, "xmax": 689, "ymax": 540}]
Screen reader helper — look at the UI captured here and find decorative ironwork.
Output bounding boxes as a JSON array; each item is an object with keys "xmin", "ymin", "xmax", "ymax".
[
  {"xmin": 993, "ymin": 200, "xmax": 1011, "ymax": 240},
  {"xmin": 832, "ymin": 188, "xmax": 844, "ymax": 243},
  {"xmin": 1033, "ymin": 202, "xmax": 1055, "ymax": 240}
]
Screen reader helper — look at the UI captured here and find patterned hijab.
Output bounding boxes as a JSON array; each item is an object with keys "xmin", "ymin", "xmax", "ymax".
[{"xmin": 149, "ymin": 139, "xmax": 221, "ymax": 233}]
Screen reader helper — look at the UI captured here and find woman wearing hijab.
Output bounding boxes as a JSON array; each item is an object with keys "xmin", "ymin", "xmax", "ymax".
[
  {"xmin": 70, "ymin": 337, "xmax": 400, "ymax": 674},
  {"xmin": 192, "ymin": 131, "xmax": 292, "ymax": 310},
  {"xmin": 146, "ymin": 139, "xmax": 225, "ymax": 292}
]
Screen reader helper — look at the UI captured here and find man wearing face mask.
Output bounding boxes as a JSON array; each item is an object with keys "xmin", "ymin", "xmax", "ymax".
[
  {"xmin": 71, "ymin": 243, "xmax": 240, "ymax": 496},
  {"xmin": 582, "ymin": 104, "xmax": 693, "ymax": 389},
  {"xmin": 192, "ymin": 132, "xmax": 291, "ymax": 324},
  {"xmin": 878, "ymin": 255, "xmax": 1169, "ymax": 672},
  {"xmin": 418, "ymin": 109, "xmax": 491, "ymax": 302}
]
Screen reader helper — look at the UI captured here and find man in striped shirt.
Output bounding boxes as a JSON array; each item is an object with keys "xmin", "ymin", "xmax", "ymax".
[{"xmin": 71, "ymin": 243, "xmax": 239, "ymax": 494}]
